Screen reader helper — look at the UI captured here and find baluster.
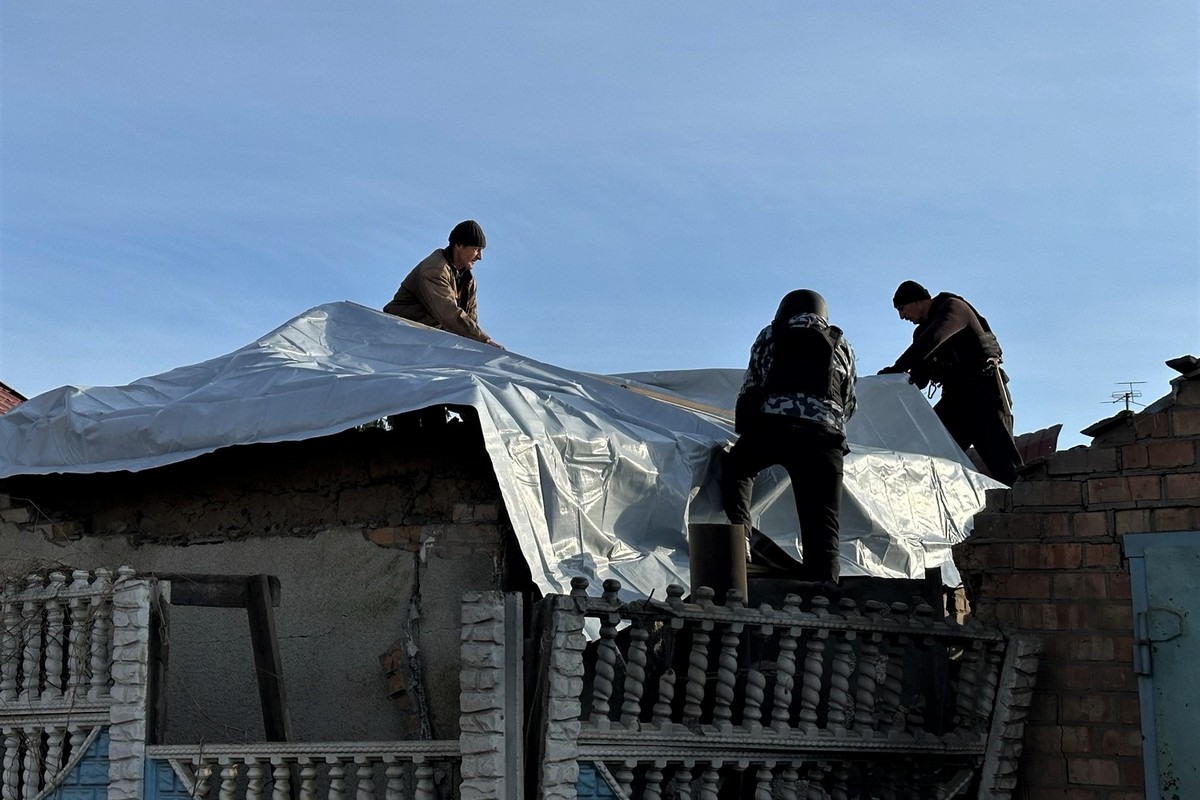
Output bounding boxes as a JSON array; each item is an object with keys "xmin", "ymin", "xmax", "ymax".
[
  {"xmin": 683, "ymin": 587, "xmax": 715, "ymax": 726},
  {"xmin": 87, "ymin": 569, "xmax": 113, "ymax": 700},
  {"xmin": 976, "ymin": 643, "xmax": 1003, "ymax": 727},
  {"xmin": 804, "ymin": 762, "xmax": 827, "ymax": 800},
  {"xmin": 590, "ymin": 579, "xmax": 622, "ymax": 729},
  {"xmin": 954, "ymin": 640, "xmax": 982, "ymax": 730},
  {"xmin": 383, "ymin": 759, "xmax": 404, "ymax": 800},
  {"xmin": 619, "ymin": 619, "xmax": 649, "ymax": 728},
  {"xmin": 881, "ymin": 603, "xmax": 910, "ymax": 733},
  {"xmin": 829, "ymin": 762, "xmax": 851, "ymax": 800},
  {"xmin": 244, "ymin": 758, "xmax": 264, "ymax": 800},
  {"xmin": 2, "ymin": 728, "xmax": 19, "ymax": 800},
  {"xmin": 699, "ymin": 764, "xmax": 721, "ymax": 800},
  {"xmin": 43, "ymin": 573, "xmax": 66, "ymax": 699},
  {"xmin": 854, "ymin": 621, "xmax": 884, "ymax": 735},
  {"xmin": 650, "ymin": 669, "xmax": 676, "ymax": 728},
  {"xmin": 776, "ymin": 762, "xmax": 798, "ymax": 800},
  {"xmin": 327, "ymin": 757, "xmax": 347, "ymax": 800},
  {"xmin": 615, "ymin": 760, "xmax": 635, "ymax": 797},
  {"xmin": 271, "ymin": 757, "xmax": 292, "ymax": 800},
  {"xmin": 713, "ymin": 603, "xmax": 743, "ymax": 732},
  {"xmin": 355, "ymin": 756, "xmax": 377, "ymax": 800},
  {"xmin": 42, "ymin": 725, "xmax": 64, "ymax": 788},
  {"xmin": 297, "ymin": 757, "xmax": 317, "ymax": 800},
  {"xmin": 754, "ymin": 764, "xmax": 775, "ymax": 800},
  {"xmin": 643, "ymin": 760, "xmax": 667, "ymax": 800},
  {"xmin": 771, "ymin": 595, "xmax": 802, "ymax": 733},
  {"xmin": 569, "ymin": 576, "xmax": 590, "ymax": 597},
  {"xmin": 21, "ymin": 574, "xmax": 44, "ymax": 700},
  {"xmin": 0, "ymin": 580, "xmax": 18, "ymax": 702},
  {"xmin": 22, "ymin": 730, "xmax": 42, "ymax": 799},
  {"xmin": 193, "ymin": 758, "xmax": 213, "ymax": 800},
  {"xmin": 414, "ymin": 760, "xmax": 435, "ymax": 800},
  {"xmin": 673, "ymin": 763, "xmax": 694, "ymax": 800},
  {"xmin": 827, "ymin": 628, "xmax": 855, "ymax": 733},
  {"xmin": 218, "ymin": 759, "xmax": 238, "ymax": 800},
  {"xmin": 66, "ymin": 571, "xmax": 91, "ymax": 700},
  {"xmin": 798, "ymin": 628, "xmax": 827, "ymax": 734}
]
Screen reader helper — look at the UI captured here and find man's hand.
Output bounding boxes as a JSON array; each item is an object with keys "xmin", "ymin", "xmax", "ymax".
[{"xmin": 876, "ymin": 365, "xmax": 905, "ymax": 375}]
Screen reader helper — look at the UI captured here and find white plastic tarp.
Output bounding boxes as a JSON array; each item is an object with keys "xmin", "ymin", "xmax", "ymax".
[{"xmin": 0, "ymin": 302, "xmax": 1001, "ymax": 597}]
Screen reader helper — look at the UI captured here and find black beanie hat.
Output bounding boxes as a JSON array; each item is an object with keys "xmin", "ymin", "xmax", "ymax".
[
  {"xmin": 448, "ymin": 220, "xmax": 486, "ymax": 248},
  {"xmin": 892, "ymin": 280, "xmax": 931, "ymax": 308}
]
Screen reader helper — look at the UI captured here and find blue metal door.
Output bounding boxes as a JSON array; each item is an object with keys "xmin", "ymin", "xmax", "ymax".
[{"xmin": 1126, "ymin": 530, "xmax": 1200, "ymax": 800}]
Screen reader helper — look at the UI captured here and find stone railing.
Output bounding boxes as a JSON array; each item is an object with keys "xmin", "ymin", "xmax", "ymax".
[
  {"xmin": 144, "ymin": 742, "xmax": 462, "ymax": 800},
  {"xmin": 0, "ymin": 566, "xmax": 158, "ymax": 799},
  {"xmin": 531, "ymin": 578, "xmax": 1040, "ymax": 800}
]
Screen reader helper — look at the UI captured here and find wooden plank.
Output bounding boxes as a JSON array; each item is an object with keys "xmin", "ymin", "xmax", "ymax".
[
  {"xmin": 150, "ymin": 573, "xmax": 281, "ymax": 608},
  {"xmin": 246, "ymin": 573, "xmax": 293, "ymax": 742}
]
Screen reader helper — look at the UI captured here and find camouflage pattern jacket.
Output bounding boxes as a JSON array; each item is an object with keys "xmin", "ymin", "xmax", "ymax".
[{"xmin": 737, "ymin": 312, "xmax": 857, "ymax": 439}]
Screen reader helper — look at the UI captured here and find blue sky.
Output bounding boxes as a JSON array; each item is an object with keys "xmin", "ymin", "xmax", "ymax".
[{"xmin": 2, "ymin": 3, "xmax": 1196, "ymax": 448}]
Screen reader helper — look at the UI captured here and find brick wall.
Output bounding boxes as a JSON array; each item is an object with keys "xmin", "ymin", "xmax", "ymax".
[{"xmin": 956, "ymin": 369, "xmax": 1200, "ymax": 800}]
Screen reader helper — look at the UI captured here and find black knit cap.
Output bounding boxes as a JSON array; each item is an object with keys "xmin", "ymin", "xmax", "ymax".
[
  {"xmin": 448, "ymin": 220, "xmax": 486, "ymax": 248},
  {"xmin": 892, "ymin": 280, "xmax": 931, "ymax": 308}
]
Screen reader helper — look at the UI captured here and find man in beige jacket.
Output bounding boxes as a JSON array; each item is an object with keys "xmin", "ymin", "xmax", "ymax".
[{"xmin": 383, "ymin": 220, "xmax": 503, "ymax": 348}]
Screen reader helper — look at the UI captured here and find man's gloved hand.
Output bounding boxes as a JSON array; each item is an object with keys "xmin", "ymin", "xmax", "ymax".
[{"xmin": 876, "ymin": 365, "xmax": 905, "ymax": 375}]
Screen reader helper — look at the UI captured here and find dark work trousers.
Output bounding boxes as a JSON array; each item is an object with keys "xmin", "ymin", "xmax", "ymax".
[
  {"xmin": 720, "ymin": 415, "xmax": 844, "ymax": 582},
  {"xmin": 935, "ymin": 367, "xmax": 1023, "ymax": 485}
]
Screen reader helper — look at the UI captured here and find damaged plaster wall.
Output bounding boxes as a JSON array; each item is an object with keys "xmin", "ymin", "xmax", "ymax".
[{"xmin": 0, "ymin": 409, "xmax": 511, "ymax": 743}]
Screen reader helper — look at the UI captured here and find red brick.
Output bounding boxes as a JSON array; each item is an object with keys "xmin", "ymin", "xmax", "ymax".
[
  {"xmin": 1099, "ymin": 666, "xmax": 1132, "ymax": 690},
  {"xmin": 1063, "ymin": 634, "xmax": 1116, "ymax": 661},
  {"xmin": 971, "ymin": 510, "xmax": 1041, "ymax": 539},
  {"xmin": 1153, "ymin": 506, "xmax": 1198, "ymax": 531},
  {"xmin": 1053, "ymin": 573, "xmax": 1107, "ymax": 600},
  {"xmin": 1120, "ymin": 444, "xmax": 1149, "ymax": 469},
  {"xmin": 1060, "ymin": 725, "xmax": 1094, "ymax": 753},
  {"xmin": 1015, "ymin": 480, "xmax": 1084, "ymax": 508},
  {"xmin": 1024, "ymin": 753, "xmax": 1066, "ymax": 783},
  {"xmin": 1042, "ymin": 513, "xmax": 1071, "ymax": 539},
  {"xmin": 1030, "ymin": 691, "xmax": 1060, "ymax": 723},
  {"xmin": 1132, "ymin": 411, "xmax": 1169, "ymax": 439},
  {"xmin": 993, "ymin": 572, "xmax": 1051, "ymax": 599},
  {"xmin": 1113, "ymin": 636, "xmax": 1135, "ymax": 662},
  {"xmin": 1062, "ymin": 693, "xmax": 1119, "ymax": 723},
  {"xmin": 1100, "ymin": 728, "xmax": 1142, "ymax": 757},
  {"xmin": 1107, "ymin": 572, "xmax": 1131, "ymax": 601},
  {"xmin": 1118, "ymin": 694, "xmax": 1141, "ymax": 724},
  {"xmin": 1164, "ymin": 472, "xmax": 1200, "ymax": 501},
  {"xmin": 1070, "ymin": 512, "xmax": 1109, "ymax": 539},
  {"xmin": 1026, "ymin": 723, "xmax": 1063, "ymax": 752},
  {"xmin": 1066, "ymin": 757, "xmax": 1121, "ymax": 786},
  {"xmin": 1175, "ymin": 378, "xmax": 1200, "ymax": 406},
  {"xmin": 1147, "ymin": 439, "xmax": 1197, "ymax": 468},
  {"xmin": 1015, "ymin": 542, "xmax": 1082, "ymax": 569},
  {"xmin": 1171, "ymin": 406, "xmax": 1200, "ymax": 435},
  {"xmin": 1113, "ymin": 509, "xmax": 1151, "ymax": 535},
  {"xmin": 1047, "ymin": 663, "xmax": 1094, "ymax": 692},
  {"xmin": 1047, "ymin": 447, "xmax": 1089, "ymax": 475},
  {"xmin": 1121, "ymin": 754, "xmax": 1144, "ymax": 787},
  {"xmin": 1088, "ymin": 477, "xmax": 1131, "ymax": 504},
  {"xmin": 956, "ymin": 541, "xmax": 1013, "ymax": 570},
  {"xmin": 1082, "ymin": 543, "xmax": 1121, "ymax": 567},
  {"xmin": 365, "ymin": 527, "xmax": 398, "ymax": 545},
  {"xmin": 1026, "ymin": 789, "xmax": 1070, "ymax": 800}
]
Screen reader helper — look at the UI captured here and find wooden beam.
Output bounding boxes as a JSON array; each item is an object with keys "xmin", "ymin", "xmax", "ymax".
[
  {"xmin": 246, "ymin": 573, "xmax": 293, "ymax": 742},
  {"xmin": 149, "ymin": 573, "xmax": 281, "ymax": 608}
]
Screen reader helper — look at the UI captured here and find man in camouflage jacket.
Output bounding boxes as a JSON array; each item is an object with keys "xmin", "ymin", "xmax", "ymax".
[{"xmin": 722, "ymin": 289, "xmax": 857, "ymax": 583}]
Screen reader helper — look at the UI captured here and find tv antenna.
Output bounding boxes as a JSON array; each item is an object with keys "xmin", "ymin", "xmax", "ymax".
[{"xmin": 1109, "ymin": 382, "xmax": 1146, "ymax": 412}]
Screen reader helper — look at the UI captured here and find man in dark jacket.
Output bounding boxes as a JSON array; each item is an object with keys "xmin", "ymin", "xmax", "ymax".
[
  {"xmin": 383, "ymin": 220, "xmax": 503, "ymax": 348},
  {"xmin": 879, "ymin": 280, "xmax": 1022, "ymax": 484},
  {"xmin": 722, "ymin": 289, "xmax": 857, "ymax": 583}
]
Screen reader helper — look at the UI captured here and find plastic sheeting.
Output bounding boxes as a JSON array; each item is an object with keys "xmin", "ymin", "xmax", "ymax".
[{"xmin": 0, "ymin": 302, "xmax": 1001, "ymax": 597}]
